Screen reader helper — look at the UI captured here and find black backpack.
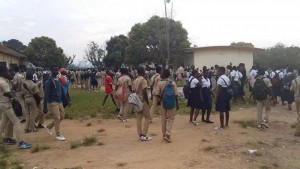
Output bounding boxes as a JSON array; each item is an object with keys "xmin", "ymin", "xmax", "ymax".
[
  {"xmin": 253, "ymin": 77, "xmax": 268, "ymax": 100},
  {"xmin": 183, "ymin": 77, "xmax": 195, "ymax": 99}
]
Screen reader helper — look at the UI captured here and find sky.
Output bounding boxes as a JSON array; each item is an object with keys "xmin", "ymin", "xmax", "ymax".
[{"xmin": 1, "ymin": 0, "xmax": 300, "ymax": 63}]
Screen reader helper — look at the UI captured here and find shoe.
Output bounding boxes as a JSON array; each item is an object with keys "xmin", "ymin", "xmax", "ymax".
[
  {"xmin": 163, "ymin": 135, "xmax": 171, "ymax": 143},
  {"xmin": 37, "ymin": 124, "xmax": 45, "ymax": 129},
  {"xmin": 205, "ymin": 120, "xmax": 214, "ymax": 123},
  {"xmin": 117, "ymin": 114, "xmax": 123, "ymax": 120},
  {"xmin": 192, "ymin": 121, "xmax": 199, "ymax": 126},
  {"xmin": 18, "ymin": 141, "xmax": 31, "ymax": 149},
  {"xmin": 214, "ymin": 126, "xmax": 224, "ymax": 130},
  {"xmin": 122, "ymin": 119, "xmax": 128, "ymax": 122},
  {"xmin": 44, "ymin": 125, "xmax": 52, "ymax": 135},
  {"xmin": 20, "ymin": 119, "xmax": 26, "ymax": 123},
  {"xmin": 295, "ymin": 133, "xmax": 300, "ymax": 137},
  {"xmin": 257, "ymin": 125, "xmax": 264, "ymax": 130},
  {"xmin": 261, "ymin": 120, "xmax": 269, "ymax": 128},
  {"xmin": 3, "ymin": 138, "xmax": 17, "ymax": 145},
  {"xmin": 140, "ymin": 136, "xmax": 152, "ymax": 141},
  {"xmin": 56, "ymin": 135, "xmax": 66, "ymax": 141}
]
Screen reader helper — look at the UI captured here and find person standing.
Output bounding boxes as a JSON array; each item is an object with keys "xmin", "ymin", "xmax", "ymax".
[
  {"xmin": 201, "ymin": 69, "xmax": 213, "ymax": 123},
  {"xmin": 116, "ymin": 68, "xmax": 132, "ymax": 122},
  {"xmin": 215, "ymin": 67, "xmax": 231, "ymax": 130},
  {"xmin": 43, "ymin": 66, "xmax": 69, "ymax": 141},
  {"xmin": 176, "ymin": 64, "xmax": 185, "ymax": 84},
  {"xmin": 253, "ymin": 68, "xmax": 273, "ymax": 130},
  {"xmin": 102, "ymin": 70, "xmax": 117, "ymax": 108},
  {"xmin": 290, "ymin": 68, "xmax": 300, "ymax": 136},
  {"xmin": 157, "ymin": 69, "xmax": 179, "ymax": 143},
  {"xmin": 35, "ymin": 76, "xmax": 45, "ymax": 128},
  {"xmin": 188, "ymin": 70, "xmax": 202, "ymax": 125},
  {"xmin": 230, "ymin": 66, "xmax": 243, "ymax": 103},
  {"xmin": 0, "ymin": 65, "xmax": 31, "ymax": 148},
  {"xmin": 149, "ymin": 66, "xmax": 162, "ymax": 123},
  {"xmin": 21, "ymin": 71, "xmax": 39, "ymax": 133},
  {"xmin": 282, "ymin": 67, "xmax": 296, "ymax": 110},
  {"xmin": 133, "ymin": 67, "xmax": 152, "ymax": 141},
  {"xmin": 96, "ymin": 69, "xmax": 102, "ymax": 91}
]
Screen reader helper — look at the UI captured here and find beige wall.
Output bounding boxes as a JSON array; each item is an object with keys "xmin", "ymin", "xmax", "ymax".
[
  {"xmin": 191, "ymin": 48, "xmax": 253, "ymax": 72},
  {"xmin": 0, "ymin": 53, "xmax": 21, "ymax": 68}
]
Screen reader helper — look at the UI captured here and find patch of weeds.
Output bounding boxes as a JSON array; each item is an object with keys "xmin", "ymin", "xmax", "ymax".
[
  {"xmin": 90, "ymin": 113, "xmax": 97, "ymax": 118},
  {"xmin": 255, "ymin": 151, "xmax": 263, "ymax": 157},
  {"xmin": 201, "ymin": 139, "xmax": 207, "ymax": 142},
  {"xmin": 86, "ymin": 122, "xmax": 92, "ymax": 127},
  {"xmin": 10, "ymin": 159, "xmax": 25, "ymax": 169},
  {"xmin": 31, "ymin": 144, "xmax": 50, "ymax": 153},
  {"xmin": 116, "ymin": 162, "xmax": 127, "ymax": 167},
  {"xmin": 97, "ymin": 128, "xmax": 105, "ymax": 133},
  {"xmin": 203, "ymin": 146, "xmax": 216, "ymax": 152},
  {"xmin": 0, "ymin": 145, "xmax": 10, "ymax": 157},
  {"xmin": 0, "ymin": 159, "xmax": 8, "ymax": 168},
  {"xmin": 246, "ymin": 140, "xmax": 257, "ymax": 146},
  {"xmin": 257, "ymin": 141, "xmax": 269, "ymax": 146},
  {"xmin": 234, "ymin": 119, "xmax": 257, "ymax": 128},
  {"xmin": 97, "ymin": 142, "xmax": 105, "ymax": 146},
  {"xmin": 70, "ymin": 141, "xmax": 82, "ymax": 149},
  {"xmin": 291, "ymin": 123, "xmax": 297, "ymax": 128},
  {"xmin": 272, "ymin": 163, "xmax": 279, "ymax": 168},
  {"xmin": 82, "ymin": 135, "xmax": 97, "ymax": 146},
  {"xmin": 259, "ymin": 165, "xmax": 270, "ymax": 169}
]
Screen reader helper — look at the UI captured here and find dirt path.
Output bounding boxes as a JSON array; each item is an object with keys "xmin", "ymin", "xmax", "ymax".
[{"xmin": 10, "ymin": 104, "xmax": 300, "ymax": 169}]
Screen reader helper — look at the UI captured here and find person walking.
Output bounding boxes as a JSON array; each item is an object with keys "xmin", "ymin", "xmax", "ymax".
[
  {"xmin": 43, "ymin": 66, "xmax": 70, "ymax": 141},
  {"xmin": 201, "ymin": 69, "xmax": 214, "ymax": 123},
  {"xmin": 0, "ymin": 65, "xmax": 31, "ymax": 148},
  {"xmin": 35, "ymin": 76, "xmax": 45, "ymax": 128},
  {"xmin": 282, "ymin": 67, "xmax": 296, "ymax": 110},
  {"xmin": 187, "ymin": 70, "xmax": 202, "ymax": 125},
  {"xmin": 149, "ymin": 66, "xmax": 162, "ymax": 123},
  {"xmin": 290, "ymin": 68, "xmax": 300, "ymax": 136},
  {"xmin": 102, "ymin": 70, "xmax": 117, "ymax": 108}
]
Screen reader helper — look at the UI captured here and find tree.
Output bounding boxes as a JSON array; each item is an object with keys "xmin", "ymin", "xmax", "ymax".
[
  {"xmin": 1, "ymin": 39, "xmax": 27, "ymax": 52},
  {"xmin": 25, "ymin": 36, "xmax": 66, "ymax": 67},
  {"xmin": 65, "ymin": 54, "xmax": 76, "ymax": 67},
  {"xmin": 230, "ymin": 42, "xmax": 254, "ymax": 47},
  {"xmin": 84, "ymin": 41, "xmax": 105, "ymax": 68},
  {"xmin": 125, "ymin": 15, "xmax": 190, "ymax": 67},
  {"xmin": 103, "ymin": 35, "xmax": 129, "ymax": 68}
]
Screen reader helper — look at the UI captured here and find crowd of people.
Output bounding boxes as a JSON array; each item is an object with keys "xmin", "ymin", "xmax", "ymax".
[{"xmin": 1, "ymin": 62, "xmax": 300, "ymax": 150}]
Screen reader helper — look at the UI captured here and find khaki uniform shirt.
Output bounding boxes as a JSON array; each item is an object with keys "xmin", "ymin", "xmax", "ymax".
[
  {"xmin": 263, "ymin": 77, "xmax": 272, "ymax": 88},
  {"xmin": 133, "ymin": 76, "xmax": 148, "ymax": 102},
  {"xmin": 21, "ymin": 80, "xmax": 39, "ymax": 98},
  {"xmin": 117, "ymin": 75, "xmax": 132, "ymax": 96},
  {"xmin": 290, "ymin": 76, "xmax": 300, "ymax": 97},
  {"xmin": 150, "ymin": 73, "xmax": 161, "ymax": 96},
  {"xmin": 0, "ymin": 77, "xmax": 11, "ymax": 109},
  {"xmin": 157, "ymin": 79, "xmax": 179, "ymax": 97},
  {"xmin": 177, "ymin": 66, "xmax": 184, "ymax": 79},
  {"xmin": 12, "ymin": 72, "xmax": 25, "ymax": 93},
  {"xmin": 36, "ymin": 80, "xmax": 44, "ymax": 98}
]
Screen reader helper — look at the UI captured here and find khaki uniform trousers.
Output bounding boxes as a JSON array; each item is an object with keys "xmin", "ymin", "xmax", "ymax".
[
  {"xmin": 15, "ymin": 92, "xmax": 26, "ymax": 119},
  {"xmin": 0, "ymin": 107, "xmax": 23, "ymax": 141},
  {"xmin": 35, "ymin": 98, "xmax": 45, "ymax": 125},
  {"xmin": 256, "ymin": 99, "xmax": 271, "ymax": 126},
  {"xmin": 25, "ymin": 97, "xmax": 37, "ymax": 130},
  {"xmin": 150, "ymin": 96, "xmax": 159, "ymax": 119},
  {"xmin": 294, "ymin": 97, "xmax": 300, "ymax": 135},
  {"xmin": 119, "ymin": 99, "xmax": 129, "ymax": 119},
  {"xmin": 45, "ymin": 102, "xmax": 65, "ymax": 136},
  {"xmin": 161, "ymin": 107, "xmax": 175, "ymax": 136},
  {"xmin": 136, "ymin": 103, "xmax": 150, "ymax": 136}
]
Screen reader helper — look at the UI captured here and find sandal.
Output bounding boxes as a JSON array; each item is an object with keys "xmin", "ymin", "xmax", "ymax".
[{"xmin": 214, "ymin": 126, "xmax": 224, "ymax": 130}]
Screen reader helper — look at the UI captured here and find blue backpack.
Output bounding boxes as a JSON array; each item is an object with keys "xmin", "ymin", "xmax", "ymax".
[{"xmin": 162, "ymin": 80, "xmax": 176, "ymax": 109}]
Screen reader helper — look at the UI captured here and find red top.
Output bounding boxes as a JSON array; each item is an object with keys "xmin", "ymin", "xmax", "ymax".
[{"xmin": 105, "ymin": 75, "xmax": 113, "ymax": 94}]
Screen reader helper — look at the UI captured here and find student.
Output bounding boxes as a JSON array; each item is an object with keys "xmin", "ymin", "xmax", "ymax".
[
  {"xmin": 133, "ymin": 67, "xmax": 152, "ymax": 141},
  {"xmin": 187, "ymin": 70, "xmax": 202, "ymax": 125},
  {"xmin": 116, "ymin": 68, "xmax": 132, "ymax": 122},
  {"xmin": 21, "ymin": 70, "xmax": 39, "ymax": 133},
  {"xmin": 35, "ymin": 76, "xmax": 45, "ymax": 128},
  {"xmin": 230, "ymin": 66, "xmax": 243, "ymax": 103},
  {"xmin": 201, "ymin": 69, "xmax": 213, "ymax": 123},
  {"xmin": 282, "ymin": 67, "xmax": 296, "ymax": 110},
  {"xmin": 59, "ymin": 68, "xmax": 71, "ymax": 107},
  {"xmin": 0, "ymin": 65, "xmax": 31, "ymax": 148},
  {"xmin": 157, "ymin": 69, "xmax": 179, "ymax": 143},
  {"xmin": 102, "ymin": 70, "xmax": 117, "ymax": 108},
  {"xmin": 290, "ymin": 68, "xmax": 300, "ymax": 136},
  {"xmin": 149, "ymin": 66, "xmax": 162, "ymax": 123},
  {"xmin": 43, "ymin": 66, "xmax": 70, "ymax": 141},
  {"xmin": 215, "ymin": 67, "xmax": 231, "ymax": 130}
]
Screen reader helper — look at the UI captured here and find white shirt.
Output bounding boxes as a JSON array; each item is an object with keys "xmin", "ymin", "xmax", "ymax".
[
  {"xmin": 250, "ymin": 69, "xmax": 257, "ymax": 78},
  {"xmin": 217, "ymin": 75, "xmax": 231, "ymax": 87},
  {"xmin": 32, "ymin": 73, "xmax": 38, "ymax": 81},
  {"xmin": 230, "ymin": 70, "xmax": 243, "ymax": 81},
  {"xmin": 270, "ymin": 71, "xmax": 275, "ymax": 79},
  {"xmin": 202, "ymin": 77, "xmax": 211, "ymax": 88},
  {"xmin": 188, "ymin": 76, "xmax": 199, "ymax": 88}
]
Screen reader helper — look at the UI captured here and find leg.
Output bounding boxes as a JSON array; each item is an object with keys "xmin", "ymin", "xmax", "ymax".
[
  {"xmin": 166, "ymin": 109, "xmax": 175, "ymax": 136},
  {"xmin": 201, "ymin": 109, "xmax": 206, "ymax": 122},
  {"xmin": 256, "ymin": 101, "xmax": 263, "ymax": 126},
  {"xmin": 136, "ymin": 112, "xmax": 143, "ymax": 136},
  {"xmin": 102, "ymin": 95, "xmax": 109, "ymax": 106},
  {"xmin": 219, "ymin": 112, "xmax": 225, "ymax": 128},
  {"xmin": 189, "ymin": 108, "xmax": 194, "ymax": 122},
  {"xmin": 161, "ymin": 107, "xmax": 167, "ymax": 136},
  {"xmin": 142, "ymin": 103, "xmax": 150, "ymax": 135},
  {"xmin": 193, "ymin": 109, "xmax": 199, "ymax": 122},
  {"xmin": 110, "ymin": 94, "xmax": 117, "ymax": 107},
  {"xmin": 150, "ymin": 96, "xmax": 158, "ymax": 120},
  {"xmin": 206, "ymin": 109, "xmax": 213, "ymax": 123},
  {"xmin": 263, "ymin": 99, "xmax": 271, "ymax": 122},
  {"xmin": 1, "ymin": 108, "xmax": 23, "ymax": 142},
  {"xmin": 48, "ymin": 102, "xmax": 61, "ymax": 136},
  {"xmin": 225, "ymin": 111, "xmax": 229, "ymax": 127}
]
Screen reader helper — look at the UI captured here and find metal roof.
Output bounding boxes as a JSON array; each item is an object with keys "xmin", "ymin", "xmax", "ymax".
[
  {"xmin": 0, "ymin": 45, "xmax": 27, "ymax": 58},
  {"xmin": 185, "ymin": 46, "xmax": 262, "ymax": 52}
]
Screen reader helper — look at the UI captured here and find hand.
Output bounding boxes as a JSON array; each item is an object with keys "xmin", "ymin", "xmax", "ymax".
[{"xmin": 43, "ymin": 107, "xmax": 48, "ymax": 114}]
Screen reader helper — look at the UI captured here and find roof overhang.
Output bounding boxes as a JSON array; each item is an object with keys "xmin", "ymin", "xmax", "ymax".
[
  {"xmin": 185, "ymin": 46, "xmax": 263, "ymax": 53},
  {"xmin": 0, "ymin": 45, "xmax": 27, "ymax": 58}
]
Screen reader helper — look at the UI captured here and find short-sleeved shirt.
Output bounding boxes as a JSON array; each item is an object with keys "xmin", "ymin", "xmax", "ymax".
[
  {"xmin": 217, "ymin": 75, "xmax": 231, "ymax": 87},
  {"xmin": 133, "ymin": 76, "xmax": 148, "ymax": 102},
  {"xmin": 12, "ymin": 72, "xmax": 25, "ymax": 92},
  {"xmin": 117, "ymin": 74, "xmax": 132, "ymax": 96},
  {"xmin": 177, "ymin": 66, "xmax": 184, "ymax": 78},
  {"xmin": 157, "ymin": 79, "xmax": 179, "ymax": 97},
  {"xmin": 188, "ymin": 76, "xmax": 199, "ymax": 88},
  {"xmin": 262, "ymin": 77, "xmax": 272, "ymax": 88},
  {"xmin": 202, "ymin": 77, "xmax": 211, "ymax": 88},
  {"xmin": 290, "ymin": 76, "xmax": 300, "ymax": 97},
  {"xmin": 104, "ymin": 75, "xmax": 113, "ymax": 94},
  {"xmin": 21, "ymin": 80, "xmax": 39, "ymax": 98},
  {"xmin": 0, "ymin": 77, "xmax": 11, "ymax": 109},
  {"xmin": 36, "ymin": 80, "xmax": 44, "ymax": 98},
  {"xmin": 150, "ymin": 73, "xmax": 161, "ymax": 95}
]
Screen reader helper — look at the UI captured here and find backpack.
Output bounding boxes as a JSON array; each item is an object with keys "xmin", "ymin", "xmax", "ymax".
[
  {"xmin": 12, "ymin": 99, "xmax": 23, "ymax": 117},
  {"xmin": 183, "ymin": 77, "xmax": 195, "ymax": 99},
  {"xmin": 162, "ymin": 80, "xmax": 176, "ymax": 109},
  {"xmin": 116, "ymin": 83, "xmax": 126, "ymax": 101},
  {"xmin": 253, "ymin": 77, "xmax": 268, "ymax": 100},
  {"xmin": 128, "ymin": 93, "xmax": 144, "ymax": 113}
]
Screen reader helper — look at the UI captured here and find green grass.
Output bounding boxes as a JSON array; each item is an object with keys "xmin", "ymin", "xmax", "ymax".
[
  {"xmin": 82, "ymin": 136, "xmax": 97, "ymax": 146},
  {"xmin": 203, "ymin": 146, "xmax": 217, "ymax": 152},
  {"xmin": 70, "ymin": 141, "xmax": 82, "ymax": 149},
  {"xmin": 0, "ymin": 145, "xmax": 10, "ymax": 158},
  {"xmin": 31, "ymin": 144, "xmax": 50, "ymax": 153},
  {"xmin": 97, "ymin": 128, "xmax": 105, "ymax": 133},
  {"xmin": 234, "ymin": 119, "xmax": 257, "ymax": 128},
  {"xmin": 86, "ymin": 122, "xmax": 92, "ymax": 127}
]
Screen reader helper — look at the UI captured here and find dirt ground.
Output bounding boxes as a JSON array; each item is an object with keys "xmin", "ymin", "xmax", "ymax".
[{"xmin": 9, "ymin": 103, "xmax": 300, "ymax": 169}]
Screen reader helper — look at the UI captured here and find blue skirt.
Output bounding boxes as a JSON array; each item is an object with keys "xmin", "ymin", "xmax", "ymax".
[
  {"xmin": 188, "ymin": 87, "xmax": 202, "ymax": 109},
  {"xmin": 216, "ymin": 87, "xmax": 231, "ymax": 112},
  {"xmin": 202, "ymin": 87, "xmax": 212, "ymax": 109},
  {"xmin": 282, "ymin": 88, "xmax": 294, "ymax": 104}
]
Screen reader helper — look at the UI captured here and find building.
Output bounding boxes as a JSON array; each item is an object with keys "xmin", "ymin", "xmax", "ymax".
[
  {"xmin": 0, "ymin": 44, "xmax": 29, "ymax": 69},
  {"xmin": 184, "ymin": 46, "xmax": 261, "ymax": 72}
]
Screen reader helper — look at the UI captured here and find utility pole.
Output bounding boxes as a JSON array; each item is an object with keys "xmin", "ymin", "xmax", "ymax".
[{"xmin": 164, "ymin": 0, "xmax": 170, "ymax": 69}]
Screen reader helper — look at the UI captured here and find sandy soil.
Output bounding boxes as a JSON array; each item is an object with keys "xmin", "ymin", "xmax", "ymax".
[{"xmin": 9, "ymin": 104, "xmax": 300, "ymax": 169}]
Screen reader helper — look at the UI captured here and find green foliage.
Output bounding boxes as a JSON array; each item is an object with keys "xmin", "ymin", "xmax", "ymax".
[
  {"xmin": 125, "ymin": 15, "xmax": 190, "ymax": 66},
  {"xmin": 31, "ymin": 144, "xmax": 50, "ymax": 153},
  {"xmin": 234, "ymin": 119, "xmax": 257, "ymax": 128},
  {"xmin": 1, "ymin": 39, "xmax": 27, "ymax": 52},
  {"xmin": 103, "ymin": 51, "xmax": 123, "ymax": 68},
  {"xmin": 230, "ymin": 41, "xmax": 254, "ymax": 47},
  {"xmin": 84, "ymin": 41, "xmax": 105, "ymax": 68},
  {"xmin": 82, "ymin": 136, "xmax": 97, "ymax": 146},
  {"xmin": 25, "ymin": 36, "xmax": 67, "ymax": 67},
  {"xmin": 70, "ymin": 141, "xmax": 82, "ymax": 149}
]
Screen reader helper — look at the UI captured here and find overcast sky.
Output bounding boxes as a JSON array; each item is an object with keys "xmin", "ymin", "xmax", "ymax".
[{"xmin": 1, "ymin": 0, "xmax": 299, "ymax": 63}]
